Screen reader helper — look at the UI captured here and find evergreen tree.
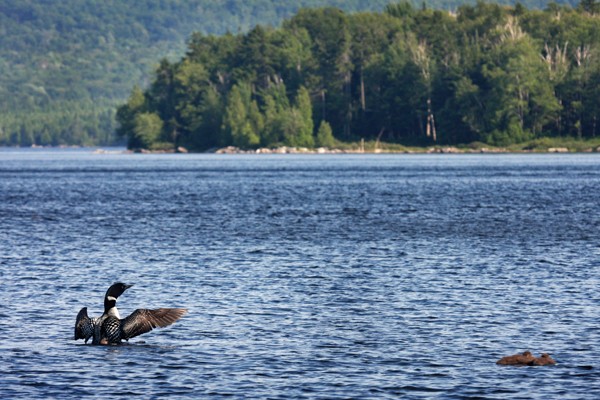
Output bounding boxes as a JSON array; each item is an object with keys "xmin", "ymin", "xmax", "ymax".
[
  {"xmin": 287, "ymin": 8, "xmax": 352, "ymax": 138},
  {"xmin": 316, "ymin": 120, "xmax": 335, "ymax": 147},
  {"xmin": 261, "ymin": 82, "xmax": 290, "ymax": 145},
  {"xmin": 294, "ymin": 86, "xmax": 314, "ymax": 147},
  {"xmin": 222, "ymin": 83, "xmax": 262, "ymax": 148}
]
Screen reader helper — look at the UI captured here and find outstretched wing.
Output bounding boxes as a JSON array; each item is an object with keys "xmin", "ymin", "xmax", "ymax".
[
  {"xmin": 120, "ymin": 308, "xmax": 187, "ymax": 340},
  {"xmin": 74, "ymin": 307, "xmax": 91, "ymax": 340}
]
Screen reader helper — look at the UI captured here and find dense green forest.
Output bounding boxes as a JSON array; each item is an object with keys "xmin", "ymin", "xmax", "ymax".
[
  {"xmin": 0, "ymin": 0, "xmax": 583, "ymax": 147},
  {"xmin": 0, "ymin": 0, "xmax": 402, "ymax": 147},
  {"xmin": 116, "ymin": 1, "xmax": 600, "ymax": 151}
]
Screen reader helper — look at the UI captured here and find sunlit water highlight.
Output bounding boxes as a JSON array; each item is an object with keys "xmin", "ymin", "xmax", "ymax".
[{"xmin": 1, "ymin": 150, "xmax": 599, "ymax": 398}]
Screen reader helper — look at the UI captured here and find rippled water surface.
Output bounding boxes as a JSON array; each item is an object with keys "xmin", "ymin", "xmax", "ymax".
[{"xmin": 1, "ymin": 150, "xmax": 599, "ymax": 398}]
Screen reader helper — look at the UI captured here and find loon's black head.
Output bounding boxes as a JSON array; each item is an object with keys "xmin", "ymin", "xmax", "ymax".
[
  {"xmin": 104, "ymin": 282, "xmax": 133, "ymax": 311},
  {"xmin": 106, "ymin": 282, "xmax": 133, "ymax": 298}
]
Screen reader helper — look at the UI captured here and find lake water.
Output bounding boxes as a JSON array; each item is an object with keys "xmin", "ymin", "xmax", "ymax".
[{"xmin": 1, "ymin": 149, "xmax": 599, "ymax": 398}]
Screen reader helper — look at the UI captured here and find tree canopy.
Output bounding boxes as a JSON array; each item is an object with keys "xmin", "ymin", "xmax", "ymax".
[
  {"xmin": 117, "ymin": 1, "xmax": 600, "ymax": 151},
  {"xmin": 0, "ymin": 0, "xmax": 585, "ymax": 146}
]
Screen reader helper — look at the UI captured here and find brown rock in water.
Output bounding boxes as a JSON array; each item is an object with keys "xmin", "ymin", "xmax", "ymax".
[
  {"xmin": 496, "ymin": 351, "xmax": 536, "ymax": 365},
  {"xmin": 531, "ymin": 353, "xmax": 556, "ymax": 366}
]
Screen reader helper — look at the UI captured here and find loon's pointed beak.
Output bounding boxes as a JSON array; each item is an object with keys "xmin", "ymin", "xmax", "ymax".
[{"xmin": 125, "ymin": 284, "xmax": 134, "ymax": 290}]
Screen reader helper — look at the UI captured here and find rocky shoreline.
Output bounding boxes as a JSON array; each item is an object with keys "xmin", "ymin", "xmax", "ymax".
[
  {"xmin": 92, "ymin": 145, "xmax": 599, "ymax": 155},
  {"xmin": 212, "ymin": 145, "xmax": 580, "ymax": 154}
]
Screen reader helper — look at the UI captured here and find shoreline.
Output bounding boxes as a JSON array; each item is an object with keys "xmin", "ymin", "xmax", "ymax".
[
  {"xmin": 212, "ymin": 145, "xmax": 567, "ymax": 154},
  {"xmin": 124, "ymin": 144, "xmax": 597, "ymax": 155},
  {"xmin": 5, "ymin": 144, "xmax": 599, "ymax": 154}
]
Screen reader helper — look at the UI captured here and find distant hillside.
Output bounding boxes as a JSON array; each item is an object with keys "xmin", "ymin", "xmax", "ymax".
[{"xmin": 0, "ymin": 0, "xmax": 580, "ymax": 146}]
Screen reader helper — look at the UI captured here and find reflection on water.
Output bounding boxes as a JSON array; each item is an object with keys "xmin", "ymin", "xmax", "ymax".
[{"xmin": 1, "ymin": 151, "xmax": 599, "ymax": 398}]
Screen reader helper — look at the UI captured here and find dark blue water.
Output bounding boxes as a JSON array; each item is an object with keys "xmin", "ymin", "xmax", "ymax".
[{"xmin": 1, "ymin": 150, "xmax": 599, "ymax": 398}]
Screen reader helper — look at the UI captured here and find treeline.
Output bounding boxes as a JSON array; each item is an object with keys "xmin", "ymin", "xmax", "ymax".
[
  {"xmin": 0, "ymin": 0, "xmax": 582, "ymax": 147},
  {"xmin": 0, "ymin": 0, "xmax": 399, "ymax": 147},
  {"xmin": 0, "ymin": 104, "xmax": 115, "ymax": 147},
  {"xmin": 116, "ymin": 1, "xmax": 600, "ymax": 151}
]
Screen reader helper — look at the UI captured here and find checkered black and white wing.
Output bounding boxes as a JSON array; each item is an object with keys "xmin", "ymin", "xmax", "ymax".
[{"xmin": 74, "ymin": 307, "xmax": 97, "ymax": 343}]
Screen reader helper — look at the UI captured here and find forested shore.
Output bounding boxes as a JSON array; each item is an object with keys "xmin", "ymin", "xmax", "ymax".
[
  {"xmin": 0, "ymin": 0, "xmax": 411, "ymax": 147},
  {"xmin": 116, "ymin": 1, "xmax": 600, "ymax": 152},
  {"xmin": 1, "ymin": 1, "xmax": 598, "ymax": 149},
  {"xmin": 0, "ymin": 0, "xmax": 446, "ymax": 146}
]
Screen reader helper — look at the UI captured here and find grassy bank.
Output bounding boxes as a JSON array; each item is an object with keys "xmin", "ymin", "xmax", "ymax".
[{"xmin": 333, "ymin": 137, "xmax": 600, "ymax": 154}]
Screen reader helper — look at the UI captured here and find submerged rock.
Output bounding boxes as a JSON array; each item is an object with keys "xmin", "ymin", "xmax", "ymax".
[
  {"xmin": 496, "ymin": 351, "xmax": 556, "ymax": 366},
  {"xmin": 531, "ymin": 353, "xmax": 557, "ymax": 366},
  {"xmin": 496, "ymin": 351, "xmax": 536, "ymax": 365}
]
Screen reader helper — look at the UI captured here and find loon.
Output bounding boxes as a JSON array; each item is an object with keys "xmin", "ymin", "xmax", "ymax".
[{"xmin": 74, "ymin": 282, "xmax": 187, "ymax": 345}]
